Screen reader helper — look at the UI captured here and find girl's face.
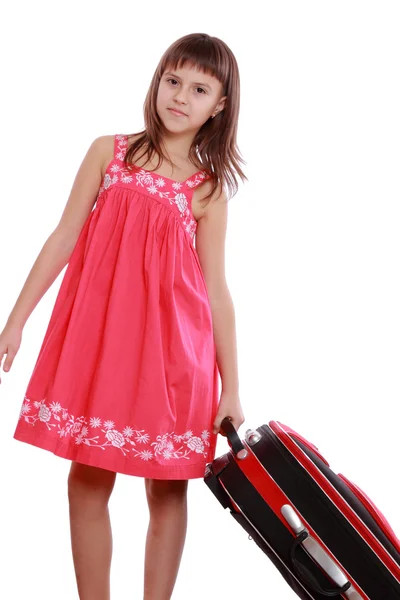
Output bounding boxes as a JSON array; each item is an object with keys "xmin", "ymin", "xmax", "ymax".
[{"xmin": 157, "ymin": 63, "xmax": 227, "ymax": 135}]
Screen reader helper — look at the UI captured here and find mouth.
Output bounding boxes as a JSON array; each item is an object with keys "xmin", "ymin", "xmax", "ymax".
[{"xmin": 168, "ymin": 108, "xmax": 187, "ymax": 117}]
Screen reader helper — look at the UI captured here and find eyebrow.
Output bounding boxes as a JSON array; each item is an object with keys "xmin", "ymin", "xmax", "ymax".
[{"xmin": 164, "ymin": 72, "xmax": 212, "ymax": 91}]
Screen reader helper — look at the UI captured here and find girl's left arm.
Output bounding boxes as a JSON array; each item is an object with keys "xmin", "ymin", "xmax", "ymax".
[{"xmin": 195, "ymin": 185, "xmax": 245, "ymax": 436}]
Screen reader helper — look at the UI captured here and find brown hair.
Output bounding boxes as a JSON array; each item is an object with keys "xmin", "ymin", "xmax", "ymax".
[{"xmin": 122, "ymin": 32, "xmax": 247, "ymax": 205}]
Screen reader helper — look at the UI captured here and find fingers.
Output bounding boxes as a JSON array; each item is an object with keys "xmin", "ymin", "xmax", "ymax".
[
  {"xmin": 1, "ymin": 346, "xmax": 14, "ymax": 381},
  {"xmin": 213, "ymin": 416, "xmax": 233, "ymax": 436},
  {"xmin": 0, "ymin": 329, "xmax": 22, "ymax": 383},
  {"xmin": 3, "ymin": 349, "xmax": 14, "ymax": 372}
]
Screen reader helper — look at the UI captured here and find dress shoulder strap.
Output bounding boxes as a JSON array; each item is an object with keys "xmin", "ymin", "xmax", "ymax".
[
  {"xmin": 114, "ymin": 134, "xmax": 128, "ymax": 163},
  {"xmin": 183, "ymin": 169, "xmax": 211, "ymax": 191}
]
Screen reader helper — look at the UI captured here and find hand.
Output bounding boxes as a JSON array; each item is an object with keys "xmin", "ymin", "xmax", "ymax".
[
  {"xmin": 213, "ymin": 390, "xmax": 245, "ymax": 436},
  {"xmin": 0, "ymin": 323, "xmax": 23, "ymax": 385}
]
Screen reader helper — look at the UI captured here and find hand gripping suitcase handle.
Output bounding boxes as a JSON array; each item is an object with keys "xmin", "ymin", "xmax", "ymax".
[
  {"xmin": 290, "ymin": 531, "xmax": 351, "ymax": 597},
  {"xmin": 220, "ymin": 417, "xmax": 249, "ymax": 459}
]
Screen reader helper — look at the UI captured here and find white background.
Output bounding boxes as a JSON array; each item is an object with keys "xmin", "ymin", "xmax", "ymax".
[{"xmin": 1, "ymin": 1, "xmax": 399, "ymax": 598}]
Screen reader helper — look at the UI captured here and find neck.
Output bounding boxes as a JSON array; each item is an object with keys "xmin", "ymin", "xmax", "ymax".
[{"xmin": 160, "ymin": 129, "xmax": 198, "ymax": 164}]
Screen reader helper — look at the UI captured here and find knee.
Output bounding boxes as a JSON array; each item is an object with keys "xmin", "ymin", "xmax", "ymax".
[
  {"xmin": 67, "ymin": 462, "xmax": 116, "ymax": 507},
  {"xmin": 145, "ymin": 478, "xmax": 188, "ymax": 506}
]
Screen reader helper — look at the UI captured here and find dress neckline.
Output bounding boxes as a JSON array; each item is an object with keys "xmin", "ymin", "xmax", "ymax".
[
  {"xmin": 124, "ymin": 136, "xmax": 207, "ymax": 186},
  {"xmin": 130, "ymin": 164, "xmax": 206, "ymax": 186}
]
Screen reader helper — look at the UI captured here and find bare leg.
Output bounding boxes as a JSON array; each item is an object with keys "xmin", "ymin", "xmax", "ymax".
[
  {"xmin": 143, "ymin": 478, "xmax": 189, "ymax": 600},
  {"xmin": 68, "ymin": 461, "xmax": 117, "ymax": 600}
]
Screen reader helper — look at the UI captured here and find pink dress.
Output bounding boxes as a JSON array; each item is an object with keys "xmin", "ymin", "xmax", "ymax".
[{"xmin": 13, "ymin": 133, "xmax": 220, "ymax": 480}]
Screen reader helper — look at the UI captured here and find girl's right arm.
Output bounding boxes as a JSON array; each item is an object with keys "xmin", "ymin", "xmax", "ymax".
[{"xmin": 0, "ymin": 135, "xmax": 110, "ymax": 383}]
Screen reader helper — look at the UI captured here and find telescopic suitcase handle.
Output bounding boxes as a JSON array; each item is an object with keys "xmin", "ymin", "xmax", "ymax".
[
  {"xmin": 220, "ymin": 417, "xmax": 248, "ymax": 460},
  {"xmin": 290, "ymin": 532, "xmax": 351, "ymax": 597}
]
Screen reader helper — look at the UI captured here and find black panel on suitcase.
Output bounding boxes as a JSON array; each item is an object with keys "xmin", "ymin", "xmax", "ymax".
[{"xmin": 204, "ymin": 420, "xmax": 400, "ymax": 599}]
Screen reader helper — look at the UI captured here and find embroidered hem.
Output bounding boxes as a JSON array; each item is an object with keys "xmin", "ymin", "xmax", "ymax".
[{"xmin": 13, "ymin": 428, "xmax": 213, "ymax": 480}]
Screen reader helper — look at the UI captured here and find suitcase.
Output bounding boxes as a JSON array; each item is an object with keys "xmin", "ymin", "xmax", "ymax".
[{"xmin": 204, "ymin": 418, "xmax": 400, "ymax": 599}]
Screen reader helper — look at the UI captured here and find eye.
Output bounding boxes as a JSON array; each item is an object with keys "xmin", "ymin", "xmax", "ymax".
[{"xmin": 166, "ymin": 78, "xmax": 206, "ymax": 94}]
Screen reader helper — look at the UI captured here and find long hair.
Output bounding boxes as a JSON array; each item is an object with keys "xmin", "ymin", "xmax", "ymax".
[{"xmin": 122, "ymin": 32, "xmax": 247, "ymax": 204}]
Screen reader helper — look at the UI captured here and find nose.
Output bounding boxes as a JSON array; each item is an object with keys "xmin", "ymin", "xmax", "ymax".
[{"xmin": 173, "ymin": 85, "xmax": 189, "ymax": 104}]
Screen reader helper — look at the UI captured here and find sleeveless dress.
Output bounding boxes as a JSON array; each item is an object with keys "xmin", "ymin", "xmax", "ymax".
[{"xmin": 13, "ymin": 133, "xmax": 220, "ymax": 480}]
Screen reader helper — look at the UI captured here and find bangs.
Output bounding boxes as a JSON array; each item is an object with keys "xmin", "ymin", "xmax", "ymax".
[{"xmin": 160, "ymin": 38, "xmax": 228, "ymax": 90}]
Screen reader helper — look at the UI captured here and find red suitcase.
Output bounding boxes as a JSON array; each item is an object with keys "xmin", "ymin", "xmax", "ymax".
[{"xmin": 204, "ymin": 418, "xmax": 400, "ymax": 599}]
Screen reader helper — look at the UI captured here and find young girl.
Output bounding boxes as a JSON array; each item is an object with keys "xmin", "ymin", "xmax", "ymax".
[{"xmin": 1, "ymin": 32, "xmax": 246, "ymax": 599}]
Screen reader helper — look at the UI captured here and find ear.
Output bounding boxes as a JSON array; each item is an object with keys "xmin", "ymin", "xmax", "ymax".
[{"xmin": 217, "ymin": 96, "xmax": 227, "ymax": 112}]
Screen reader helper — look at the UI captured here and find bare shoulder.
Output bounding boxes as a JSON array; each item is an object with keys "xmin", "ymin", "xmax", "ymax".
[
  {"xmin": 192, "ymin": 179, "xmax": 227, "ymax": 222},
  {"xmin": 96, "ymin": 134, "xmax": 117, "ymax": 179}
]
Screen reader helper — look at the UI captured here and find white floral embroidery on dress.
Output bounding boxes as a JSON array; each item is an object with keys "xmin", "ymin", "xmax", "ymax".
[
  {"xmin": 95, "ymin": 135, "xmax": 207, "ymax": 241},
  {"xmin": 19, "ymin": 397, "xmax": 211, "ymax": 461},
  {"xmin": 186, "ymin": 172, "xmax": 207, "ymax": 188}
]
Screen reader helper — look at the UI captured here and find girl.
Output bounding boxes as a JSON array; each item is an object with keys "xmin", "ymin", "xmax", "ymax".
[{"xmin": 1, "ymin": 32, "xmax": 246, "ymax": 599}]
